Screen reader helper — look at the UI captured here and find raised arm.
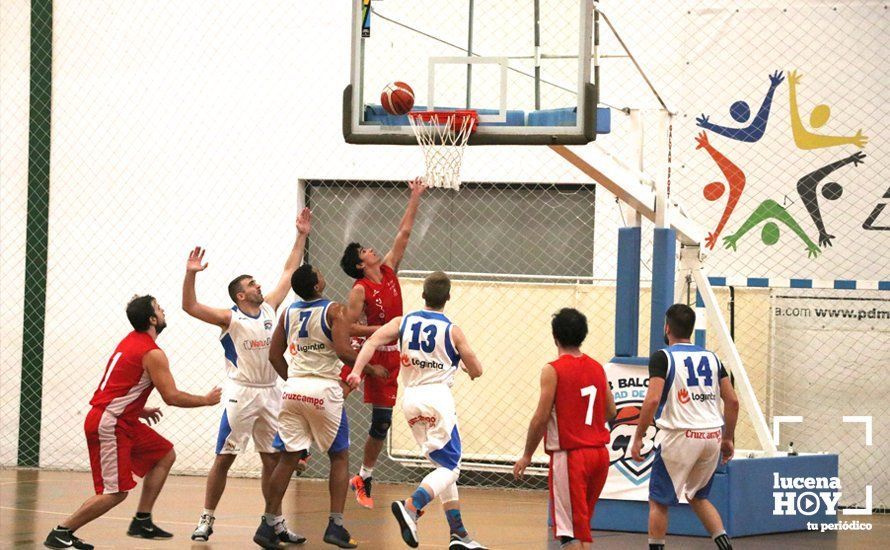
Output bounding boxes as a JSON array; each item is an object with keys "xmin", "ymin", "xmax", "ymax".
[
  {"xmin": 264, "ymin": 208, "xmax": 311, "ymax": 310},
  {"xmin": 346, "ymin": 285, "xmax": 378, "ymax": 337},
  {"xmin": 269, "ymin": 310, "xmax": 289, "ymax": 380},
  {"xmin": 513, "ymin": 364, "xmax": 557, "ymax": 480},
  {"xmin": 383, "ymin": 178, "xmax": 426, "ymax": 272},
  {"xmin": 451, "ymin": 325, "xmax": 482, "ymax": 380},
  {"xmin": 143, "ymin": 349, "xmax": 221, "ymax": 408},
  {"xmin": 182, "ymin": 247, "xmax": 233, "ymax": 329},
  {"xmin": 345, "ymin": 317, "xmax": 402, "ymax": 388}
]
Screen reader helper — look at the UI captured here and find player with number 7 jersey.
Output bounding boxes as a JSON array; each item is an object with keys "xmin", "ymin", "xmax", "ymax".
[{"xmin": 513, "ymin": 308, "xmax": 617, "ymax": 549}]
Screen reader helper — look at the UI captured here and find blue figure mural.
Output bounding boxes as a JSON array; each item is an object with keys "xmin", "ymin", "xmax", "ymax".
[{"xmin": 696, "ymin": 71, "xmax": 784, "ymax": 143}]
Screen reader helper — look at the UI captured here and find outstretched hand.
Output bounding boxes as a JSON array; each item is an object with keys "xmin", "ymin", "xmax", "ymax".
[
  {"xmin": 848, "ymin": 151, "xmax": 866, "ymax": 166},
  {"xmin": 296, "ymin": 207, "xmax": 312, "ymax": 235},
  {"xmin": 851, "ymin": 130, "xmax": 868, "ymax": 149},
  {"xmin": 787, "ymin": 70, "xmax": 801, "ymax": 85},
  {"xmin": 806, "ymin": 242, "xmax": 821, "ymax": 259},
  {"xmin": 769, "ymin": 70, "xmax": 785, "ymax": 86},
  {"xmin": 705, "ymin": 232, "xmax": 718, "ymax": 250},
  {"xmin": 695, "ymin": 114, "xmax": 710, "ymax": 128},
  {"xmin": 408, "ymin": 177, "xmax": 427, "ymax": 196},
  {"xmin": 695, "ymin": 131, "xmax": 711, "ymax": 150},
  {"xmin": 818, "ymin": 232, "xmax": 835, "ymax": 248},
  {"xmin": 186, "ymin": 247, "xmax": 209, "ymax": 273},
  {"xmin": 723, "ymin": 234, "xmax": 739, "ymax": 251}
]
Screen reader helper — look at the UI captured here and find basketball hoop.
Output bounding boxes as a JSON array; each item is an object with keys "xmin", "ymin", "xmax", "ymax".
[{"xmin": 407, "ymin": 110, "xmax": 478, "ymax": 190}]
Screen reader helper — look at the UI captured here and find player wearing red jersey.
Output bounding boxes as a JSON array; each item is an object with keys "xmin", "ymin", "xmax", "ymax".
[
  {"xmin": 339, "ymin": 177, "xmax": 426, "ymax": 509},
  {"xmin": 44, "ymin": 296, "xmax": 221, "ymax": 550},
  {"xmin": 514, "ymin": 308, "xmax": 617, "ymax": 549}
]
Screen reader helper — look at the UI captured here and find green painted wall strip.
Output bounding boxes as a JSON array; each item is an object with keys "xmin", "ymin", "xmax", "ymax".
[{"xmin": 18, "ymin": 0, "xmax": 53, "ymax": 467}]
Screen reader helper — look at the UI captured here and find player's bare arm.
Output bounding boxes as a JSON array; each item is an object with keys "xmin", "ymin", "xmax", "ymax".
[
  {"xmin": 345, "ymin": 317, "xmax": 402, "ymax": 389},
  {"xmin": 268, "ymin": 311, "xmax": 290, "ymax": 380},
  {"xmin": 631, "ymin": 376, "xmax": 665, "ymax": 462},
  {"xmin": 604, "ymin": 384, "xmax": 618, "ymax": 421},
  {"xmin": 451, "ymin": 325, "xmax": 483, "ymax": 380},
  {"xmin": 329, "ymin": 302, "xmax": 358, "ymax": 366},
  {"xmin": 345, "ymin": 285, "xmax": 380, "ymax": 337},
  {"xmin": 513, "ymin": 364, "xmax": 557, "ymax": 480},
  {"xmin": 182, "ymin": 246, "xmax": 233, "ymax": 329},
  {"xmin": 719, "ymin": 375, "xmax": 740, "ymax": 463},
  {"xmin": 383, "ymin": 177, "xmax": 425, "ymax": 272},
  {"xmin": 144, "ymin": 349, "xmax": 221, "ymax": 408},
  {"xmin": 264, "ymin": 207, "xmax": 312, "ymax": 310}
]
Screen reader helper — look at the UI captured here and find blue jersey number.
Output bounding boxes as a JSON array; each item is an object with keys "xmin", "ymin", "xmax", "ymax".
[
  {"xmin": 683, "ymin": 356, "xmax": 713, "ymax": 387},
  {"xmin": 298, "ymin": 310, "xmax": 312, "ymax": 338},
  {"xmin": 408, "ymin": 322, "xmax": 437, "ymax": 352}
]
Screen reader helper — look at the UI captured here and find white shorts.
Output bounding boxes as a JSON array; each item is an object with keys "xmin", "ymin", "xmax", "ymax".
[
  {"xmin": 216, "ymin": 380, "xmax": 281, "ymax": 455},
  {"xmin": 649, "ymin": 428, "xmax": 722, "ymax": 505},
  {"xmin": 401, "ymin": 384, "xmax": 461, "ymax": 471},
  {"xmin": 278, "ymin": 377, "xmax": 349, "ymax": 454}
]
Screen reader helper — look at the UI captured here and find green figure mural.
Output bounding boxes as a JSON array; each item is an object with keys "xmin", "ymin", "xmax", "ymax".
[{"xmin": 723, "ymin": 199, "xmax": 821, "ymax": 259}]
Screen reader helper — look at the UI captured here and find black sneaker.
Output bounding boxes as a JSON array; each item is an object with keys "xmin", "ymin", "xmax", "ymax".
[
  {"xmin": 390, "ymin": 500, "xmax": 419, "ymax": 548},
  {"xmin": 253, "ymin": 518, "xmax": 282, "ymax": 549},
  {"xmin": 126, "ymin": 516, "xmax": 173, "ymax": 539},
  {"xmin": 323, "ymin": 520, "xmax": 358, "ymax": 548},
  {"xmin": 275, "ymin": 517, "xmax": 307, "ymax": 545},
  {"xmin": 43, "ymin": 528, "xmax": 94, "ymax": 549}
]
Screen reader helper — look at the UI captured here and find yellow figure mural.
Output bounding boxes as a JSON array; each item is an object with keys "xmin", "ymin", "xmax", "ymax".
[{"xmin": 788, "ymin": 70, "xmax": 868, "ymax": 150}]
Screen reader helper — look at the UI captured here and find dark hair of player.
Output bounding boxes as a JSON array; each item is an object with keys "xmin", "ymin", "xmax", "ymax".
[
  {"xmin": 665, "ymin": 303, "xmax": 696, "ymax": 339},
  {"xmin": 227, "ymin": 274, "xmax": 252, "ymax": 302},
  {"xmin": 551, "ymin": 308, "xmax": 588, "ymax": 347},
  {"xmin": 126, "ymin": 295, "xmax": 157, "ymax": 332},
  {"xmin": 422, "ymin": 271, "xmax": 451, "ymax": 309},
  {"xmin": 340, "ymin": 242, "xmax": 364, "ymax": 279},
  {"xmin": 291, "ymin": 264, "xmax": 320, "ymax": 300}
]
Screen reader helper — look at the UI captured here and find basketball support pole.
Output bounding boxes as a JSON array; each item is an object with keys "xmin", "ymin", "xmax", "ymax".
[{"xmin": 550, "ymin": 142, "xmax": 777, "ymax": 456}]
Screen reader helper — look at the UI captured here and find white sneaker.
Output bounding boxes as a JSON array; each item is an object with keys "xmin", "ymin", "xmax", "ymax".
[
  {"xmin": 191, "ymin": 514, "xmax": 214, "ymax": 541},
  {"xmin": 391, "ymin": 500, "xmax": 419, "ymax": 548},
  {"xmin": 449, "ymin": 534, "xmax": 488, "ymax": 549}
]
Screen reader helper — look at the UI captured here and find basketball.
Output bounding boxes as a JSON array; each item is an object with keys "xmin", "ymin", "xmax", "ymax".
[{"xmin": 381, "ymin": 81, "xmax": 415, "ymax": 115}]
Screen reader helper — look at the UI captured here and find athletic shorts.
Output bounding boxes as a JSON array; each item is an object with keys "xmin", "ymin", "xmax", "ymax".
[
  {"xmin": 216, "ymin": 380, "xmax": 281, "ymax": 455},
  {"xmin": 549, "ymin": 446, "xmax": 609, "ymax": 542},
  {"xmin": 85, "ymin": 407, "xmax": 173, "ymax": 495},
  {"xmin": 341, "ymin": 347, "xmax": 401, "ymax": 407},
  {"xmin": 649, "ymin": 428, "xmax": 722, "ymax": 505},
  {"xmin": 401, "ymin": 384, "xmax": 461, "ymax": 471},
  {"xmin": 278, "ymin": 376, "xmax": 349, "ymax": 454}
]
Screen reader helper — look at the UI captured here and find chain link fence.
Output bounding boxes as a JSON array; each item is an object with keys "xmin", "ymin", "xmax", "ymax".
[{"xmin": 2, "ymin": 0, "xmax": 886, "ymax": 512}]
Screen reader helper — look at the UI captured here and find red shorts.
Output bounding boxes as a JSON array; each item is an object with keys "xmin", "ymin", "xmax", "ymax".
[
  {"xmin": 85, "ymin": 407, "xmax": 173, "ymax": 495},
  {"xmin": 341, "ymin": 349, "xmax": 401, "ymax": 407},
  {"xmin": 549, "ymin": 446, "xmax": 609, "ymax": 542}
]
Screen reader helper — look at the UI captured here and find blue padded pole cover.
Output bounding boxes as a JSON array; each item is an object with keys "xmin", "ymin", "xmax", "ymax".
[{"xmin": 615, "ymin": 227, "xmax": 642, "ymax": 357}]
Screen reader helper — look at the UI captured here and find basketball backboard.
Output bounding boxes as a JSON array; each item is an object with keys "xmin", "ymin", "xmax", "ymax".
[{"xmin": 343, "ymin": 0, "xmax": 606, "ymax": 146}]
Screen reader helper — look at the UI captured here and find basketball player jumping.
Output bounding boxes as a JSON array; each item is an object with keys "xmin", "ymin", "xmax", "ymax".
[
  {"xmin": 184, "ymin": 208, "xmax": 311, "ymax": 543},
  {"xmin": 631, "ymin": 304, "xmax": 740, "ymax": 550},
  {"xmin": 339, "ymin": 178, "xmax": 426, "ymax": 509},
  {"xmin": 513, "ymin": 308, "xmax": 617, "ymax": 550},
  {"xmin": 44, "ymin": 296, "xmax": 221, "ymax": 550},
  {"xmin": 347, "ymin": 271, "xmax": 487, "ymax": 550},
  {"xmin": 255, "ymin": 264, "xmax": 360, "ymax": 549}
]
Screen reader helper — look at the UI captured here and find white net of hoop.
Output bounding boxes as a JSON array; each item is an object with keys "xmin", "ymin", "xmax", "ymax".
[{"xmin": 407, "ymin": 112, "xmax": 475, "ymax": 190}]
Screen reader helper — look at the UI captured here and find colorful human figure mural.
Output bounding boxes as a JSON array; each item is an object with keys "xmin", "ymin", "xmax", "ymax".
[
  {"xmin": 723, "ymin": 199, "xmax": 821, "ymax": 259},
  {"xmin": 696, "ymin": 70, "xmax": 784, "ymax": 143},
  {"xmin": 788, "ymin": 70, "xmax": 868, "ymax": 150},
  {"xmin": 796, "ymin": 152, "xmax": 866, "ymax": 247},
  {"xmin": 695, "ymin": 132, "xmax": 746, "ymax": 249}
]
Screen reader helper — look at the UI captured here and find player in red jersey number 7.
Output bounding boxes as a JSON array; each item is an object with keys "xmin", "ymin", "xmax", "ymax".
[
  {"xmin": 339, "ymin": 177, "xmax": 426, "ymax": 509},
  {"xmin": 514, "ymin": 308, "xmax": 617, "ymax": 550},
  {"xmin": 43, "ymin": 296, "xmax": 221, "ymax": 550}
]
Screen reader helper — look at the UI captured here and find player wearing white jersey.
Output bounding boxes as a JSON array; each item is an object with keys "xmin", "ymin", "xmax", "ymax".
[
  {"xmin": 256, "ymin": 264, "xmax": 359, "ymax": 549},
  {"xmin": 347, "ymin": 272, "xmax": 487, "ymax": 550},
  {"xmin": 182, "ymin": 208, "xmax": 311, "ymax": 544},
  {"xmin": 631, "ymin": 304, "xmax": 740, "ymax": 550}
]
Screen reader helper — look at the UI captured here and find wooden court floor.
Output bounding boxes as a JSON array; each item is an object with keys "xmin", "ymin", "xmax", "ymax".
[{"xmin": 1, "ymin": 469, "xmax": 886, "ymax": 549}]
